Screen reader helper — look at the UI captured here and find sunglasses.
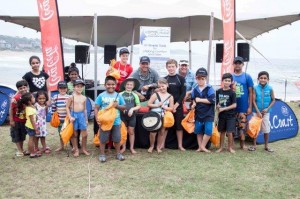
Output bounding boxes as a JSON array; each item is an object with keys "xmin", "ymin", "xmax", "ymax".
[{"xmin": 31, "ymin": 62, "xmax": 39, "ymax": 65}]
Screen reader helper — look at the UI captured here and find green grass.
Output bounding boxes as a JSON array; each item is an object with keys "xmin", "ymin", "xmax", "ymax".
[{"xmin": 0, "ymin": 102, "xmax": 299, "ymax": 199}]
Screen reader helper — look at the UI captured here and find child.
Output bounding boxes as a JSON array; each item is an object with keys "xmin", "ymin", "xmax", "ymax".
[
  {"xmin": 34, "ymin": 91, "xmax": 50, "ymax": 154},
  {"xmin": 9, "ymin": 80, "xmax": 29, "ymax": 157},
  {"xmin": 165, "ymin": 59, "xmax": 186, "ymax": 151},
  {"xmin": 95, "ymin": 76, "xmax": 126, "ymax": 162},
  {"xmin": 51, "ymin": 81, "xmax": 70, "ymax": 152},
  {"xmin": 67, "ymin": 67, "xmax": 85, "ymax": 148},
  {"xmin": 119, "ymin": 77, "xmax": 141, "ymax": 154},
  {"xmin": 249, "ymin": 71, "xmax": 275, "ymax": 152},
  {"xmin": 108, "ymin": 48, "xmax": 133, "ymax": 91},
  {"xmin": 191, "ymin": 67, "xmax": 215, "ymax": 153},
  {"xmin": 147, "ymin": 78, "xmax": 174, "ymax": 153},
  {"xmin": 216, "ymin": 73, "xmax": 237, "ymax": 153},
  {"xmin": 22, "ymin": 55, "xmax": 50, "ymax": 103},
  {"xmin": 19, "ymin": 92, "xmax": 41, "ymax": 158},
  {"xmin": 66, "ymin": 79, "xmax": 90, "ymax": 157}
]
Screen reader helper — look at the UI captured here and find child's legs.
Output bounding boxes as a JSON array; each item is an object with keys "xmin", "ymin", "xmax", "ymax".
[
  {"xmin": 161, "ymin": 129, "xmax": 168, "ymax": 149},
  {"xmin": 80, "ymin": 130, "xmax": 88, "ymax": 151},
  {"xmin": 111, "ymin": 125, "xmax": 121, "ymax": 154},
  {"xmin": 219, "ymin": 132, "xmax": 225, "ymax": 149},
  {"xmin": 40, "ymin": 137, "xmax": 47, "ymax": 149},
  {"xmin": 71, "ymin": 129, "xmax": 78, "ymax": 151},
  {"xmin": 225, "ymin": 117, "xmax": 236, "ymax": 149},
  {"xmin": 174, "ymin": 108, "xmax": 184, "ymax": 149},
  {"xmin": 227, "ymin": 132, "xmax": 234, "ymax": 149},
  {"xmin": 28, "ymin": 136, "xmax": 35, "ymax": 154},
  {"xmin": 149, "ymin": 132, "xmax": 157, "ymax": 148},
  {"xmin": 99, "ymin": 130, "xmax": 110, "ymax": 155},
  {"xmin": 261, "ymin": 113, "xmax": 271, "ymax": 148},
  {"xmin": 11, "ymin": 123, "xmax": 26, "ymax": 152},
  {"xmin": 127, "ymin": 126, "xmax": 135, "ymax": 150},
  {"xmin": 34, "ymin": 137, "xmax": 39, "ymax": 150},
  {"xmin": 157, "ymin": 127, "xmax": 165, "ymax": 150},
  {"xmin": 196, "ymin": 134, "xmax": 203, "ymax": 149},
  {"xmin": 217, "ymin": 118, "xmax": 227, "ymax": 149},
  {"xmin": 200, "ymin": 122, "xmax": 213, "ymax": 151}
]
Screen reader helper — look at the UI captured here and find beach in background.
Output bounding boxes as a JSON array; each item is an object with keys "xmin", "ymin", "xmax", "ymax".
[{"xmin": 0, "ymin": 50, "xmax": 299, "ymax": 102}]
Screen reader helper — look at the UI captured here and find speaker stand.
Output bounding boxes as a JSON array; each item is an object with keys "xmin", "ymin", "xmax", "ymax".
[{"xmin": 81, "ymin": 63, "xmax": 84, "ymax": 80}]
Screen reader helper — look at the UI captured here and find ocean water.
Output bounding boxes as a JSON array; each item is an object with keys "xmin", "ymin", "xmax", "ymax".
[{"xmin": 0, "ymin": 51, "xmax": 299, "ymax": 101}]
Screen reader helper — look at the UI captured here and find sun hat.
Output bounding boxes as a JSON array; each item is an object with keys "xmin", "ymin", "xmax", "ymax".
[{"xmin": 119, "ymin": 77, "xmax": 140, "ymax": 92}]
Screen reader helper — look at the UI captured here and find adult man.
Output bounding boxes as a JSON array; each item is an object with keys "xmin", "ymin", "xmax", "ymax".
[
  {"xmin": 178, "ymin": 60, "xmax": 196, "ymax": 100},
  {"xmin": 131, "ymin": 56, "xmax": 160, "ymax": 100},
  {"xmin": 232, "ymin": 56, "xmax": 254, "ymax": 150}
]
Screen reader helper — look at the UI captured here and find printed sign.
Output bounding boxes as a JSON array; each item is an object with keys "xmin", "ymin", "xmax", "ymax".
[{"xmin": 0, "ymin": 92, "xmax": 10, "ymax": 125}]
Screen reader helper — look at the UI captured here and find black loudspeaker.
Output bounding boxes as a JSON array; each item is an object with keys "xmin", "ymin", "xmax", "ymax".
[
  {"xmin": 75, "ymin": 45, "xmax": 90, "ymax": 64},
  {"xmin": 237, "ymin": 43, "xmax": 250, "ymax": 62},
  {"xmin": 104, "ymin": 45, "xmax": 117, "ymax": 64},
  {"xmin": 216, "ymin": 43, "xmax": 223, "ymax": 63}
]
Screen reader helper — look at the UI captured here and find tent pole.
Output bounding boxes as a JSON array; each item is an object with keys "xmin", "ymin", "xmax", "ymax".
[
  {"xmin": 93, "ymin": 13, "xmax": 98, "ymax": 101},
  {"xmin": 130, "ymin": 19, "xmax": 135, "ymax": 66},
  {"xmin": 188, "ymin": 16, "xmax": 192, "ymax": 69},
  {"xmin": 207, "ymin": 12, "xmax": 214, "ymax": 84}
]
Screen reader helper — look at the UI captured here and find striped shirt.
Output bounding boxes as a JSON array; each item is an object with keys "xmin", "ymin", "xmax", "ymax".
[{"xmin": 51, "ymin": 94, "xmax": 70, "ymax": 121}]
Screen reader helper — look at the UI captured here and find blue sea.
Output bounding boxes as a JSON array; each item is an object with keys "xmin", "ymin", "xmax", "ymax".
[{"xmin": 0, "ymin": 51, "xmax": 299, "ymax": 102}]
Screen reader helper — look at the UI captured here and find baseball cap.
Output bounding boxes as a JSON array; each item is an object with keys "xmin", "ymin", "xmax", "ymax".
[
  {"xmin": 57, "ymin": 81, "xmax": 67, "ymax": 88},
  {"xmin": 140, "ymin": 56, "xmax": 150, "ymax": 63},
  {"xmin": 233, "ymin": 56, "xmax": 244, "ymax": 64},
  {"xmin": 73, "ymin": 78, "xmax": 85, "ymax": 86},
  {"xmin": 179, "ymin": 60, "xmax": 189, "ymax": 66},
  {"xmin": 196, "ymin": 67, "xmax": 208, "ymax": 77},
  {"xmin": 119, "ymin": 48, "xmax": 129, "ymax": 56}
]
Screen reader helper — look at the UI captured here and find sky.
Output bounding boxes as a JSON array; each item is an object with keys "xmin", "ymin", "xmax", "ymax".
[{"xmin": 0, "ymin": 0, "xmax": 299, "ymax": 59}]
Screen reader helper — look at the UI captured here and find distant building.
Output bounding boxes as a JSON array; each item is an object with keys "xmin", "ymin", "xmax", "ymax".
[{"xmin": 0, "ymin": 40, "xmax": 12, "ymax": 49}]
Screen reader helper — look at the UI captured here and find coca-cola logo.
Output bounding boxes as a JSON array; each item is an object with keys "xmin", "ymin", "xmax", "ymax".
[
  {"xmin": 222, "ymin": 0, "xmax": 234, "ymax": 23},
  {"xmin": 222, "ymin": 39, "xmax": 234, "ymax": 73},
  {"xmin": 39, "ymin": 0, "xmax": 54, "ymax": 21},
  {"xmin": 45, "ymin": 45, "xmax": 62, "ymax": 86}
]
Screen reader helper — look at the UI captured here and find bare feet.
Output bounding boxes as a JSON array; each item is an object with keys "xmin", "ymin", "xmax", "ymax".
[
  {"xmin": 55, "ymin": 147, "xmax": 64, "ymax": 152},
  {"xmin": 178, "ymin": 147, "xmax": 186, "ymax": 151},
  {"xmin": 196, "ymin": 148, "xmax": 201, "ymax": 152},
  {"xmin": 73, "ymin": 150, "xmax": 79, "ymax": 157},
  {"xmin": 82, "ymin": 150, "xmax": 90, "ymax": 156},
  {"xmin": 200, "ymin": 147, "xmax": 211, "ymax": 153},
  {"xmin": 130, "ymin": 149, "xmax": 137, "ymax": 154},
  {"xmin": 148, "ymin": 146, "xmax": 154, "ymax": 153},
  {"xmin": 157, "ymin": 148, "xmax": 162, "ymax": 153},
  {"xmin": 240, "ymin": 145, "xmax": 248, "ymax": 151},
  {"xmin": 228, "ymin": 148, "xmax": 236, "ymax": 153},
  {"xmin": 216, "ymin": 148, "xmax": 223, "ymax": 153}
]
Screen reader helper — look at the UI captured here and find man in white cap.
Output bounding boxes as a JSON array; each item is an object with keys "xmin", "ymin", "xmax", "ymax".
[{"xmin": 178, "ymin": 60, "xmax": 196, "ymax": 93}]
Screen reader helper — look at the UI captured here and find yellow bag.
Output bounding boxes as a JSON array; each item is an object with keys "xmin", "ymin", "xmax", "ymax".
[
  {"xmin": 163, "ymin": 111, "xmax": 175, "ymax": 128},
  {"xmin": 60, "ymin": 116, "xmax": 74, "ymax": 145},
  {"xmin": 97, "ymin": 102, "xmax": 117, "ymax": 131},
  {"xmin": 247, "ymin": 116, "xmax": 262, "ymax": 138},
  {"xmin": 210, "ymin": 126, "xmax": 220, "ymax": 147},
  {"xmin": 50, "ymin": 112, "xmax": 60, "ymax": 128},
  {"xmin": 106, "ymin": 59, "xmax": 120, "ymax": 80},
  {"xmin": 93, "ymin": 132, "xmax": 100, "ymax": 147},
  {"xmin": 120, "ymin": 122, "xmax": 128, "ymax": 145},
  {"xmin": 181, "ymin": 109, "xmax": 195, "ymax": 134}
]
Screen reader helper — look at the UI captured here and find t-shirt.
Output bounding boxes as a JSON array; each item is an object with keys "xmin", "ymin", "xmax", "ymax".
[
  {"xmin": 216, "ymin": 88, "xmax": 236, "ymax": 118},
  {"xmin": 131, "ymin": 68, "xmax": 160, "ymax": 91},
  {"xmin": 113, "ymin": 61, "xmax": 133, "ymax": 91},
  {"xmin": 191, "ymin": 84, "xmax": 215, "ymax": 122},
  {"xmin": 95, "ymin": 91, "xmax": 125, "ymax": 125},
  {"xmin": 25, "ymin": 106, "xmax": 36, "ymax": 129},
  {"xmin": 232, "ymin": 72, "xmax": 254, "ymax": 113},
  {"xmin": 120, "ymin": 91, "xmax": 140, "ymax": 110},
  {"xmin": 165, "ymin": 74, "xmax": 186, "ymax": 106},
  {"xmin": 11, "ymin": 93, "xmax": 26, "ymax": 123},
  {"xmin": 22, "ymin": 71, "xmax": 49, "ymax": 93},
  {"xmin": 51, "ymin": 94, "xmax": 70, "ymax": 121}
]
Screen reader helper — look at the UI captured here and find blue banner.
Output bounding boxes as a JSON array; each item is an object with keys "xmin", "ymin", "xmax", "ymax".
[{"xmin": 0, "ymin": 91, "xmax": 10, "ymax": 125}]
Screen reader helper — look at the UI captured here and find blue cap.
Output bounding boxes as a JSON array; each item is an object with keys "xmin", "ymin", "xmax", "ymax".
[
  {"xmin": 196, "ymin": 67, "xmax": 208, "ymax": 77},
  {"xmin": 140, "ymin": 56, "xmax": 150, "ymax": 63}
]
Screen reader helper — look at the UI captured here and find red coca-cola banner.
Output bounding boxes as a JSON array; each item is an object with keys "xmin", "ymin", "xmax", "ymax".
[
  {"xmin": 221, "ymin": 0, "xmax": 235, "ymax": 76},
  {"xmin": 37, "ymin": 0, "xmax": 64, "ymax": 91}
]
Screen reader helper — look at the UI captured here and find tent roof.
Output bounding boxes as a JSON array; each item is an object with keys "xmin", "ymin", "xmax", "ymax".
[{"xmin": 0, "ymin": 14, "xmax": 299, "ymax": 47}]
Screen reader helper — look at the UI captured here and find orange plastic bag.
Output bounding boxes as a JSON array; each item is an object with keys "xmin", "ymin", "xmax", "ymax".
[
  {"xmin": 120, "ymin": 122, "xmax": 128, "ymax": 145},
  {"xmin": 163, "ymin": 111, "xmax": 175, "ymax": 128},
  {"xmin": 93, "ymin": 132, "xmax": 100, "ymax": 147},
  {"xmin": 181, "ymin": 109, "xmax": 195, "ymax": 134},
  {"xmin": 247, "ymin": 116, "xmax": 262, "ymax": 138},
  {"xmin": 97, "ymin": 102, "xmax": 117, "ymax": 131},
  {"xmin": 50, "ymin": 112, "xmax": 60, "ymax": 128},
  {"xmin": 60, "ymin": 116, "xmax": 74, "ymax": 145},
  {"xmin": 210, "ymin": 126, "xmax": 220, "ymax": 147},
  {"xmin": 106, "ymin": 59, "xmax": 120, "ymax": 80}
]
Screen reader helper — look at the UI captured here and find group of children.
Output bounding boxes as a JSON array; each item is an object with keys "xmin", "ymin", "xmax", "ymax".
[{"xmin": 9, "ymin": 54, "xmax": 275, "ymax": 162}]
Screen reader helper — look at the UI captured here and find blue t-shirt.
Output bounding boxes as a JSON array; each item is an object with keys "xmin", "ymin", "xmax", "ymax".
[
  {"xmin": 232, "ymin": 72, "xmax": 254, "ymax": 113},
  {"xmin": 95, "ymin": 91, "xmax": 125, "ymax": 125}
]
